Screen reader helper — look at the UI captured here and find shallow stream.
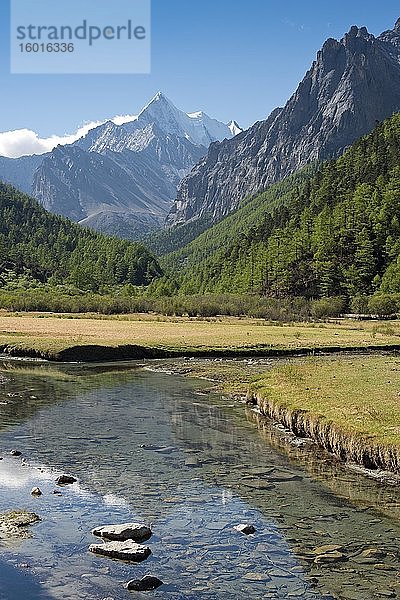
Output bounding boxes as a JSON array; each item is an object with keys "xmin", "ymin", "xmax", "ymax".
[{"xmin": 0, "ymin": 359, "xmax": 398, "ymax": 600}]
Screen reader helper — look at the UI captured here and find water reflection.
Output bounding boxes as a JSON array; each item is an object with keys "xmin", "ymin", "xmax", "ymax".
[{"xmin": 0, "ymin": 360, "xmax": 398, "ymax": 599}]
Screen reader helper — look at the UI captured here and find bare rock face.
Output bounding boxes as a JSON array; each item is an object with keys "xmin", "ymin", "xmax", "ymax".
[
  {"xmin": 92, "ymin": 523, "xmax": 152, "ymax": 543},
  {"xmin": 167, "ymin": 19, "xmax": 400, "ymax": 228},
  {"xmin": 88, "ymin": 540, "xmax": 151, "ymax": 562}
]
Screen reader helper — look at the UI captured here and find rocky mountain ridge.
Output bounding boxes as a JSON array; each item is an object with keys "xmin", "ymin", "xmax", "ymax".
[{"xmin": 167, "ymin": 19, "xmax": 400, "ymax": 227}]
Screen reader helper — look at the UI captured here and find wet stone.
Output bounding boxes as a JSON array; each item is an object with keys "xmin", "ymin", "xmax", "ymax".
[
  {"xmin": 234, "ymin": 524, "xmax": 256, "ymax": 535},
  {"xmin": 0, "ymin": 510, "xmax": 41, "ymax": 539},
  {"xmin": 126, "ymin": 576, "xmax": 163, "ymax": 592},
  {"xmin": 185, "ymin": 457, "xmax": 202, "ymax": 468},
  {"xmin": 242, "ymin": 573, "xmax": 272, "ymax": 582},
  {"xmin": 31, "ymin": 487, "xmax": 42, "ymax": 497},
  {"xmin": 314, "ymin": 551, "xmax": 347, "ymax": 564},
  {"xmin": 313, "ymin": 544, "xmax": 344, "ymax": 555},
  {"xmin": 375, "ymin": 591, "xmax": 396, "ymax": 598},
  {"xmin": 241, "ymin": 481, "xmax": 275, "ymax": 491},
  {"xmin": 89, "ymin": 540, "xmax": 151, "ymax": 562},
  {"xmin": 56, "ymin": 474, "xmax": 77, "ymax": 485},
  {"xmin": 352, "ymin": 548, "xmax": 386, "ymax": 564},
  {"xmin": 92, "ymin": 523, "xmax": 152, "ymax": 543}
]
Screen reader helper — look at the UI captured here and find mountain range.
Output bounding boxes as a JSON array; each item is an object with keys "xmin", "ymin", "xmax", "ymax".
[
  {"xmin": 167, "ymin": 18, "xmax": 400, "ymax": 229},
  {"xmin": 2, "ymin": 16, "xmax": 400, "ymax": 305},
  {"xmin": 0, "ymin": 93, "xmax": 241, "ymax": 238}
]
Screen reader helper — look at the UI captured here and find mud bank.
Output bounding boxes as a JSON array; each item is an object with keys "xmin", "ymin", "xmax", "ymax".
[{"xmin": 1, "ymin": 342, "xmax": 400, "ymax": 362}]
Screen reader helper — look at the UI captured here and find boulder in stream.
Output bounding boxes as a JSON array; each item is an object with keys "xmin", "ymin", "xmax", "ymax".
[
  {"xmin": 234, "ymin": 523, "xmax": 256, "ymax": 535},
  {"xmin": 56, "ymin": 474, "xmax": 77, "ymax": 485},
  {"xmin": 126, "ymin": 576, "xmax": 163, "ymax": 591},
  {"xmin": 31, "ymin": 488, "xmax": 42, "ymax": 497},
  {"xmin": 92, "ymin": 523, "xmax": 152, "ymax": 542},
  {"xmin": 89, "ymin": 540, "xmax": 151, "ymax": 562}
]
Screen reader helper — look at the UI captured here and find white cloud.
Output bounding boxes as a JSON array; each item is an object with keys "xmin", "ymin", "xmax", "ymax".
[{"xmin": 0, "ymin": 114, "xmax": 138, "ymax": 159}]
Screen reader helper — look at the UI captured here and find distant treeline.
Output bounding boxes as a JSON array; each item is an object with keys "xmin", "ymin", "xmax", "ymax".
[{"xmin": 0, "ymin": 280, "xmax": 399, "ymax": 319}]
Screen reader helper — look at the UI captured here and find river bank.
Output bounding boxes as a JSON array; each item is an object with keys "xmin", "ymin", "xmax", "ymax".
[
  {"xmin": 245, "ymin": 356, "xmax": 400, "ymax": 475},
  {"xmin": 1, "ymin": 311, "xmax": 400, "ymax": 361}
]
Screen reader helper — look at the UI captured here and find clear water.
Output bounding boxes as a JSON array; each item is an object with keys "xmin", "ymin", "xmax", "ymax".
[{"xmin": 0, "ymin": 359, "xmax": 399, "ymax": 600}]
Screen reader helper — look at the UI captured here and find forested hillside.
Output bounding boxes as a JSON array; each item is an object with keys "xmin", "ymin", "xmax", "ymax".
[
  {"xmin": 0, "ymin": 183, "xmax": 162, "ymax": 290},
  {"xmin": 158, "ymin": 113, "xmax": 400, "ymax": 302}
]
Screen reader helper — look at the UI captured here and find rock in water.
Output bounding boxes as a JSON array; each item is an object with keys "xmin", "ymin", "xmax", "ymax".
[
  {"xmin": 10, "ymin": 450, "xmax": 22, "ymax": 457},
  {"xmin": 56, "ymin": 474, "xmax": 77, "ymax": 485},
  {"xmin": 312, "ymin": 544, "xmax": 344, "ymax": 555},
  {"xmin": 1, "ymin": 510, "xmax": 40, "ymax": 528},
  {"xmin": 314, "ymin": 550, "xmax": 347, "ymax": 564},
  {"xmin": 31, "ymin": 488, "xmax": 42, "ymax": 497},
  {"xmin": 0, "ymin": 510, "xmax": 41, "ymax": 540},
  {"xmin": 89, "ymin": 540, "xmax": 151, "ymax": 562},
  {"xmin": 234, "ymin": 524, "xmax": 256, "ymax": 535},
  {"xmin": 126, "ymin": 576, "xmax": 163, "ymax": 591},
  {"xmin": 92, "ymin": 523, "xmax": 152, "ymax": 542}
]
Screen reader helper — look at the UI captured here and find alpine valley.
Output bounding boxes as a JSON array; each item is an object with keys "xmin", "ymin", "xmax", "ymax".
[{"xmin": 2, "ymin": 18, "xmax": 400, "ymax": 308}]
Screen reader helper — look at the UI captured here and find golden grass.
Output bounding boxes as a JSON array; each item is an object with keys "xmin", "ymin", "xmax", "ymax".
[
  {"xmin": 250, "ymin": 356, "xmax": 400, "ymax": 454},
  {"xmin": 1, "ymin": 312, "xmax": 400, "ymax": 357}
]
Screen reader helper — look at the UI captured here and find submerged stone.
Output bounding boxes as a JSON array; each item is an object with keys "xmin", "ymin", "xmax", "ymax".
[
  {"xmin": 314, "ymin": 550, "xmax": 347, "ymax": 564},
  {"xmin": 10, "ymin": 450, "xmax": 21, "ymax": 457},
  {"xmin": 0, "ymin": 510, "xmax": 41, "ymax": 541},
  {"xmin": 126, "ymin": 576, "xmax": 163, "ymax": 591},
  {"xmin": 89, "ymin": 540, "xmax": 151, "ymax": 562},
  {"xmin": 353, "ymin": 548, "xmax": 386, "ymax": 564},
  {"xmin": 313, "ymin": 544, "xmax": 344, "ymax": 555},
  {"xmin": 0, "ymin": 510, "xmax": 40, "ymax": 528},
  {"xmin": 92, "ymin": 523, "xmax": 152, "ymax": 542},
  {"xmin": 242, "ymin": 573, "xmax": 271, "ymax": 582}
]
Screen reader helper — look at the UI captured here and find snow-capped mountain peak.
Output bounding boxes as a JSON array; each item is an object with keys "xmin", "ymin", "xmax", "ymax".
[
  {"xmin": 136, "ymin": 92, "xmax": 238, "ymax": 147},
  {"xmin": 77, "ymin": 92, "xmax": 241, "ymax": 153},
  {"xmin": 0, "ymin": 91, "xmax": 242, "ymax": 240}
]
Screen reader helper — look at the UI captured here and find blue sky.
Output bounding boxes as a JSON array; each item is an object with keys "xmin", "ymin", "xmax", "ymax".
[{"xmin": 0, "ymin": 0, "xmax": 399, "ymax": 137}]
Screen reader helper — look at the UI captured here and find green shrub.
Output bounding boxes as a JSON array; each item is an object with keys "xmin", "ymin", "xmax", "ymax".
[{"xmin": 368, "ymin": 295, "xmax": 398, "ymax": 316}]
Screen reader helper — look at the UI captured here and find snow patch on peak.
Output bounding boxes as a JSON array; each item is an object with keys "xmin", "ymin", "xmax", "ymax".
[
  {"xmin": 228, "ymin": 120, "xmax": 243, "ymax": 136},
  {"xmin": 187, "ymin": 111, "xmax": 204, "ymax": 119}
]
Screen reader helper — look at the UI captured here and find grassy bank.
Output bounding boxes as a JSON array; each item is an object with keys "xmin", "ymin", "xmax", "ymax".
[
  {"xmin": 248, "ymin": 356, "xmax": 400, "ymax": 473},
  {"xmin": 1, "ymin": 312, "xmax": 400, "ymax": 360}
]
